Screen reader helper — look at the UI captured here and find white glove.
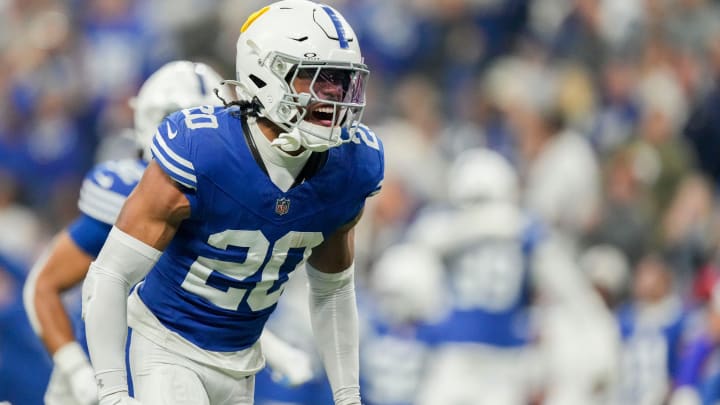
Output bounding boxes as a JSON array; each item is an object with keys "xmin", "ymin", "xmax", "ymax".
[
  {"xmin": 669, "ymin": 386, "xmax": 702, "ymax": 405},
  {"xmin": 261, "ymin": 331, "xmax": 315, "ymax": 387},
  {"xmin": 99, "ymin": 392, "xmax": 143, "ymax": 405},
  {"xmin": 53, "ymin": 342, "xmax": 99, "ymax": 405},
  {"xmin": 269, "ymin": 347, "xmax": 315, "ymax": 387}
]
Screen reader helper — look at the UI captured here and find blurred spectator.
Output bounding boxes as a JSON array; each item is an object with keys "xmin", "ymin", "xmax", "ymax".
[
  {"xmin": 0, "ymin": 171, "xmax": 46, "ymax": 265},
  {"xmin": 661, "ymin": 174, "xmax": 718, "ymax": 293},
  {"xmin": 584, "ymin": 148, "xmax": 655, "ymax": 265},
  {"xmin": 590, "ymin": 58, "xmax": 642, "ymax": 156},
  {"xmin": 614, "ymin": 253, "xmax": 688, "ymax": 405},
  {"xmin": 510, "ymin": 103, "xmax": 601, "ymax": 243},
  {"xmin": 80, "ymin": 0, "xmax": 175, "ymax": 99},
  {"xmin": 684, "ymin": 34, "xmax": 720, "ymax": 187},
  {"xmin": 374, "ymin": 75, "xmax": 449, "ymax": 203},
  {"xmin": 671, "ymin": 282, "xmax": 720, "ymax": 405},
  {"xmin": 630, "ymin": 68, "xmax": 695, "ymax": 223}
]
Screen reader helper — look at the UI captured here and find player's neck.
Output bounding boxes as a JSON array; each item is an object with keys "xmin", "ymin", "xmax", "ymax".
[{"xmin": 256, "ymin": 118, "xmax": 306, "ymax": 156}]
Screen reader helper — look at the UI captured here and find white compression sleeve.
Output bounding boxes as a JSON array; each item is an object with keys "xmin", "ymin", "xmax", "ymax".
[
  {"xmin": 82, "ymin": 227, "xmax": 161, "ymax": 399},
  {"xmin": 306, "ymin": 263, "xmax": 361, "ymax": 405}
]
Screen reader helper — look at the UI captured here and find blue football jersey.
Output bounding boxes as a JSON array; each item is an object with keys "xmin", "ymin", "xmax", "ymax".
[
  {"xmin": 76, "ymin": 158, "xmax": 147, "ymax": 231},
  {"xmin": 67, "ymin": 159, "xmax": 146, "ymax": 321},
  {"xmin": 141, "ymin": 106, "xmax": 384, "ymax": 352},
  {"xmin": 360, "ymin": 319, "xmax": 439, "ymax": 405},
  {"xmin": 66, "ymin": 158, "xmax": 146, "ymax": 385},
  {"xmin": 431, "ymin": 219, "xmax": 544, "ymax": 347},
  {"xmin": 615, "ymin": 299, "xmax": 687, "ymax": 404}
]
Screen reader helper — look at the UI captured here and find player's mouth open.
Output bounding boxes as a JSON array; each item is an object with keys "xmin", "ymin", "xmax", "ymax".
[{"xmin": 308, "ymin": 105, "xmax": 335, "ymax": 127}]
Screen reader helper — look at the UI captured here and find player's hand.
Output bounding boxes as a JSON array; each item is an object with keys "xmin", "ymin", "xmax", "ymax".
[
  {"xmin": 261, "ymin": 331, "xmax": 315, "ymax": 386},
  {"xmin": 269, "ymin": 345, "xmax": 315, "ymax": 387},
  {"xmin": 68, "ymin": 363, "xmax": 99, "ymax": 405},
  {"xmin": 53, "ymin": 342, "xmax": 99, "ymax": 405}
]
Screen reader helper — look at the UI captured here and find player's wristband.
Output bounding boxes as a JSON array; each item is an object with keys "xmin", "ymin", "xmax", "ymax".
[
  {"xmin": 95, "ymin": 369, "xmax": 128, "ymax": 399},
  {"xmin": 53, "ymin": 341, "xmax": 91, "ymax": 375}
]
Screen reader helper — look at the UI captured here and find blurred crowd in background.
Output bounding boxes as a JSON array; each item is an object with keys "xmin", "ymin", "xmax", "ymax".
[{"xmin": 3, "ymin": 0, "xmax": 720, "ymax": 404}]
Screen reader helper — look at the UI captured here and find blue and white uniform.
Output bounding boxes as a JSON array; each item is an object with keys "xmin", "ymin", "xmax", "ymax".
[
  {"xmin": 614, "ymin": 297, "xmax": 687, "ymax": 405},
  {"xmin": 359, "ymin": 310, "xmax": 442, "ymax": 405},
  {"xmin": 128, "ymin": 105, "xmax": 383, "ymax": 371},
  {"xmin": 39, "ymin": 158, "xmax": 145, "ymax": 404},
  {"xmin": 69, "ymin": 159, "xmax": 147, "ymax": 352},
  {"xmin": 433, "ymin": 220, "xmax": 542, "ymax": 348},
  {"xmin": 408, "ymin": 204, "xmax": 546, "ymax": 405}
]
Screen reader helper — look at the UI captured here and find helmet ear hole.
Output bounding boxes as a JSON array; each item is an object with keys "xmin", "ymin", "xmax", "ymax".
[{"xmin": 249, "ymin": 75, "xmax": 266, "ymax": 88}]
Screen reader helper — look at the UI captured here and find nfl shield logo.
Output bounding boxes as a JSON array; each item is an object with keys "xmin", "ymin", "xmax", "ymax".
[{"xmin": 275, "ymin": 197, "xmax": 291, "ymax": 216}]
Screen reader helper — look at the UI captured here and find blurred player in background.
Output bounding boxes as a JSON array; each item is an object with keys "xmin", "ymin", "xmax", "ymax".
[
  {"xmin": 82, "ymin": 1, "xmax": 382, "ymax": 404},
  {"xmin": 23, "ymin": 60, "xmax": 312, "ymax": 405},
  {"xmin": 409, "ymin": 147, "xmax": 619, "ymax": 405},
  {"xmin": 21, "ymin": 60, "xmax": 226, "ymax": 405},
  {"xmin": 358, "ymin": 243, "xmax": 448, "ymax": 405},
  {"xmin": 254, "ymin": 269, "xmax": 335, "ymax": 405},
  {"xmin": 614, "ymin": 253, "xmax": 687, "ymax": 405}
]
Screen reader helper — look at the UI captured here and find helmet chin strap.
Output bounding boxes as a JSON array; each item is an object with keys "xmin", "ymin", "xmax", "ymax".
[
  {"xmin": 271, "ymin": 121, "xmax": 343, "ymax": 153},
  {"xmin": 271, "ymin": 128, "xmax": 305, "ymax": 152}
]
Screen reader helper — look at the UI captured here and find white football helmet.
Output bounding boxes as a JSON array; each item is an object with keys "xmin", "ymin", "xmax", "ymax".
[
  {"xmin": 371, "ymin": 243, "xmax": 448, "ymax": 324},
  {"xmin": 231, "ymin": 0, "xmax": 368, "ymax": 152},
  {"xmin": 132, "ymin": 61, "xmax": 227, "ymax": 161},
  {"xmin": 448, "ymin": 148, "xmax": 518, "ymax": 206}
]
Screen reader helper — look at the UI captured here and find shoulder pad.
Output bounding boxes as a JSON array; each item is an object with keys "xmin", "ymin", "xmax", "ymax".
[
  {"xmin": 78, "ymin": 159, "xmax": 146, "ymax": 225},
  {"xmin": 347, "ymin": 124, "xmax": 385, "ymax": 198}
]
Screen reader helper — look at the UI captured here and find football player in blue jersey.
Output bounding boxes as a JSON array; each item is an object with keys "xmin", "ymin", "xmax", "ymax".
[
  {"xmin": 359, "ymin": 243, "xmax": 448, "ymax": 405},
  {"xmin": 24, "ymin": 60, "xmax": 314, "ymax": 405},
  {"xmin": 409, "ymin": 148, "xmax": 617, "ymax": 405},
  {"xmin": 82, "ymin": 1, "xmax": 383, "ymax": 405},
  {"xmin": 21, "ymin": 60, "xmax": 225, "ymax": 405}
]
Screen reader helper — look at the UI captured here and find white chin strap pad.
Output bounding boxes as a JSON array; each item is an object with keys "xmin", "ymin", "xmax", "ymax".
[{"xmin": 270, "ymin": 122, "xmax": 344, "ymax": 153}]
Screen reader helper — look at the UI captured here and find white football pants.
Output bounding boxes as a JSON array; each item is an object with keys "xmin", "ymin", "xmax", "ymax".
[{"xmin": 130, "ymin": 332, "xmax": 255, "ymax": 405}]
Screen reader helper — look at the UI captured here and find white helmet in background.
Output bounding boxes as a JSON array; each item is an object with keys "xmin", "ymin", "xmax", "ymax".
[
  {"xmin": 133, "ymin": 61, "xmax": 227, "ymax": 161},
  {"xmin": 448, "ymin": 148, "xmax": 519, "ymax": 207},
  {"xmin": 371, "ymin": 243, "xmax": 448, "ymax": 324},
  {"xmin": 232, "ymin": 0, "xmax": 368, "ymax": 152}
]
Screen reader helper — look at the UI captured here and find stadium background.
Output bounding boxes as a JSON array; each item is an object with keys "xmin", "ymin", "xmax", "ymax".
[{"xmin": 2, "ymin": 0, "xmax": 720, "ymax": 404}]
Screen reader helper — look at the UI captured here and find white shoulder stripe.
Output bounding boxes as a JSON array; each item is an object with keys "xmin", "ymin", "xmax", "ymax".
[
  {"xmin": 79, "ymin": 198, "xmax": 119, "ymax": 225},
  {"xmin": 154, "ymin": 131, "xmax": 194, "ymax": 170},
  {"xmin": 79, "ymin": 180, "xmax": 126, "ymax": 211},
  {"xmin": 78, "ymin": 180, "xmax": 127, "ymax": 224},
  {"xmin": 81, "ymin": 179, "xmax": 127, "ymax": 205},
  {"xmin": 151, "ymin": 143, "xmax": 198, "ymax": 188},
  {"xmin": 169, "ymin": 177, "xmax": 197, "ymax": 190}
]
